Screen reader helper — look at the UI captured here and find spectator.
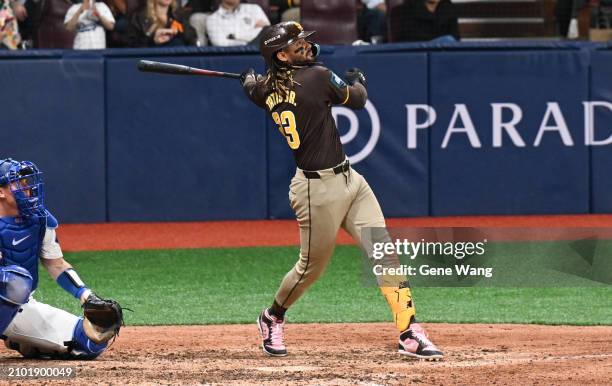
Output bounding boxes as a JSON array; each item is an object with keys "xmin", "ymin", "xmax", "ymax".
[
  {"xmin": 206, "ymin": 0, "xmax": 269, "ymax": 47},
  {"xmin": 271, "ymin": 0, "xmax": 299, "ymax": 23},
  {"xmin": 64, "ymin": 0, "xmax": 115, "ymax": 49},
  {"xmin": 358, "ymin": 0, "xmax": 386, "ymax": 43},
  {"xmin": 35, "ymin": 0, "xmax": 75, "ymax": 48},
  {"xmin": 396, "ymin": 0, "xmax": 459, "ymax": 42},
  {"xmin": 126, "ymin": 0, "xmax": 196, "ymax": 47},
  {"xmin": 104, "ymin": 0, "xmax": 128, "ymax": 46},
  {"xmin": 556, "ymin": 0, "xmax": 585, "ymax": 37},
  {"xmin": 10, "ymin": 0, "xmax": 26, "ymax": 22},
  {"xmin": 183, "ymin": 0, "xmax": 214, "ymax": 46},
  {"xmin": 0, "ymin": 0, "xmax": 22, "ymax": 49},
  {"xmin": 11, "ymin": 0, "xmax": 31, "ymax": 47}
]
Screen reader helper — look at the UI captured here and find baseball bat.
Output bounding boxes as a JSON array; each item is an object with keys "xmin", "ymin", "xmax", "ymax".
[{"xmin": 137, "ymin": 60, "xmax": 241, "ymax": 79}]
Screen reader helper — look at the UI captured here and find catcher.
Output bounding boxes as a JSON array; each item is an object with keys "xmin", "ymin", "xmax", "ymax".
[{"xmin": 0, "ymin": 158, "xmax": 123, "ymax": 359}]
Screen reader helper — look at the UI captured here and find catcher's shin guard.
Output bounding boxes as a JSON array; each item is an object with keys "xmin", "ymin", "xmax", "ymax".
[
  {"xmin": 380, "ymin": 283, "xmax": 416, "ymax": 332},
  {"xmin": 69, "ymin": 318, "xmax": 107, "ymax": 359}
]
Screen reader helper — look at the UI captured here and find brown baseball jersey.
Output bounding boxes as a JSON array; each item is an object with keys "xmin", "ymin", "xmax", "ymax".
[{"xmin": 244, "ymin": 65, "xmax": 367, "ymax": 170}]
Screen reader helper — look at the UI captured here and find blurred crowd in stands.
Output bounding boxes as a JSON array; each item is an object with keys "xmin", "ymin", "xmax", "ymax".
[{"xmin": 0, "ymin": 0, "xmax": 609, "ymax": 50}]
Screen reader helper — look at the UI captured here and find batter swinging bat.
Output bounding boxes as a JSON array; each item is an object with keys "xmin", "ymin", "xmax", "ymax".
[{"xmin": 137, "ymin": 60, "xmax": 241, "ymax": 79}]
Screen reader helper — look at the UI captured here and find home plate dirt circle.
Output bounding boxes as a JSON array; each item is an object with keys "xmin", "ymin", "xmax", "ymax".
[{"xmin": 0, "ymin": 323, "xmax": 610, "ymax": 385}]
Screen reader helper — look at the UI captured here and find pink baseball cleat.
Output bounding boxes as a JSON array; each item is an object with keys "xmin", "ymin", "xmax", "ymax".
[
  {"xmin": 257, "ymin": 308, "xmax": 287, "ymax": 357},
  {"xmin": 398, "ymin": 323, "xmax": 444, "ymax": 361}
]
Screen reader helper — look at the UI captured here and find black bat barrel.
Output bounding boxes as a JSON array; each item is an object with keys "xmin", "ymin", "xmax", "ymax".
[{"xmin": 137, "ymin": 60, "xmax": 194, "ymax": 75}]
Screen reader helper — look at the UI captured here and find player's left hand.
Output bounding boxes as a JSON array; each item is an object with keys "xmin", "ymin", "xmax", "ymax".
[
  {"xmin": 345, "ymin": 68, "xmax": 367, "ymax": 88},
  {"xmin": 240, "ymin": 68, "xmax": 257, "ymax": 87},
  {"xmin": 82, "ymin": 293, "xmax": 124, "ymax": 344}
]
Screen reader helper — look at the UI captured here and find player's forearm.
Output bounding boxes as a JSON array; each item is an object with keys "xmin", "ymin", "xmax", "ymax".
[
  {"xmin": 344, "ymin": 83, "xmax": 368, "ymax": 109},
  {"xmin": 242, "ymin": 79, "xmax": 257, "ymax": 99},
  {"xmin": 43, "ymin": 258, "xmax": 92, "ymax": 303},
  {"xmin": 242, "ymin": 79, "xmax": 265, "ymax": 105},
  {"xmin": 42, "ymin": 256, "xmax": 72, "ymax": 279}
]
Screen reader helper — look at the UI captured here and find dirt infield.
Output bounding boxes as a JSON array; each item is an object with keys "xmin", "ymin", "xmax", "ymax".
[{"xmin": 1, "ymin": 323, "xmax": 610, "ymax": 385}]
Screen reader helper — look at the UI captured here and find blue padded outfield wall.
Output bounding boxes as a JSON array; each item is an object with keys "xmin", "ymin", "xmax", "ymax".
[{"xmin": 0, "ymin": 42, "xmax": 610, "ymax": 222}]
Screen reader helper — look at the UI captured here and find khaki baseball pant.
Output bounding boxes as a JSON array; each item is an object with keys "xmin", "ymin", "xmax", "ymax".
[{"xmin": 275, "ymin": 163, "xmax": 396, "ymax": 308}]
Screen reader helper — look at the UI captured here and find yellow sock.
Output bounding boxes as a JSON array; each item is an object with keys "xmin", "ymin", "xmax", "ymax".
[{"xmin": 380, "ymin": 286, "xmax": 416, "ymax": 332}]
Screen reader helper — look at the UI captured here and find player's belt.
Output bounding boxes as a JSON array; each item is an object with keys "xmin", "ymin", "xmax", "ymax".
[{"xmin": 302, "ymin": 160, "xmax": 350, "ymax": 179}]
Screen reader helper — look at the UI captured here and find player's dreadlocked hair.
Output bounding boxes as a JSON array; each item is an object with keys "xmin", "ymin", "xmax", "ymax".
[{"xmin": 263, "ymin": 65, "xmax": 304, "ymax": 100}]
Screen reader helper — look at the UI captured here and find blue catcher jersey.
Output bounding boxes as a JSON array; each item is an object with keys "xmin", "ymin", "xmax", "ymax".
[{"xmin": 0, "ymin": 212, "xmax": 58, "ymax": 290}]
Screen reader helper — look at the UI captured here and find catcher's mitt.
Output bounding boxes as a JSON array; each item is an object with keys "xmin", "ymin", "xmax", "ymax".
[{"xmin": 82, "ymin": 293, "xmax": 124, "ymax": 344}]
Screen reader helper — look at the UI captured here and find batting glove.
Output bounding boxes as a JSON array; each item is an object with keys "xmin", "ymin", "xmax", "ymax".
[
  {"xmin": 240, "ymin": 68, "xmax": 257, "ymax": 87},
  {"xmin": 345, "ymin": 68, "xmax": 367, "ymax": 88}
]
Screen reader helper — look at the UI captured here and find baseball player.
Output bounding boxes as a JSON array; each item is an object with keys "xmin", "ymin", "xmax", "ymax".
[
  {"xmin": 241, "ymin": 22, "xmax": 443, "ymax": 360},
  {"xmin": 0, "ymin": 158, "xmax": 123, "ymax": 359}
]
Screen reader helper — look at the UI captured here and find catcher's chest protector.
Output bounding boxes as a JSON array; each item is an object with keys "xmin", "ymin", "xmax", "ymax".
[{"xmin": 0, "ymin": 217, "xmax": 45, "ymax": 289}]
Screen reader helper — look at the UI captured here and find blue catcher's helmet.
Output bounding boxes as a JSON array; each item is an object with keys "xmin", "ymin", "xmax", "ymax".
[{"xmin": 0, "ymin": 158, "xmax": 47, "ymax": 219}]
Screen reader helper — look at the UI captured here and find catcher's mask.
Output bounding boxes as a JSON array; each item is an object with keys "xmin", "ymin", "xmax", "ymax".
[
  {"xmin": 260, "ymin": 21, "xmax": 319, "ymax": 70},
  {"xmin": 0, "ymin": 158, "xmax": 47, "ymax": 219}
]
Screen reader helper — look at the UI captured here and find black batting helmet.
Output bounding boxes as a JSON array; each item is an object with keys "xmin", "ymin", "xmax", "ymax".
[{"xmin": 260, "ymin": 22, "xmax": 315, "ymax": 69}]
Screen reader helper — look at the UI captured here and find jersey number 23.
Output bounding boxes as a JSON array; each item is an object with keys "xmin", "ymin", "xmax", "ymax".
[{"xmin": 272, "ymin": 111, "xmax": 300, "ymax": 150}]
